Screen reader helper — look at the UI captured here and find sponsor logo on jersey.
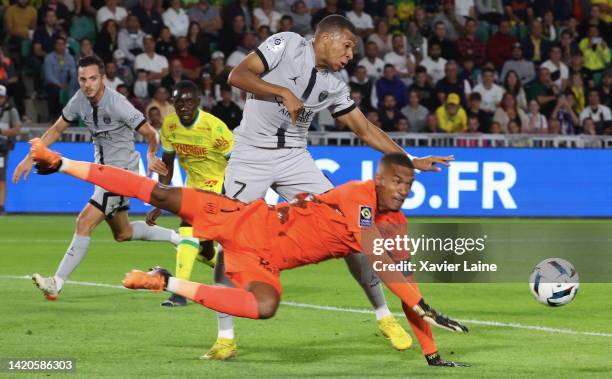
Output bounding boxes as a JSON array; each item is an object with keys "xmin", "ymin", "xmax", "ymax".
[
  {"xmin": 172, "ymin": 143, "xmax": 208, "ymax": 157},
  {"xmin": 359, "ymin": 205, "xmax": 373, "ymax": 227},
  {"xmin": 214, "ymin": 137, "xmax": 230, "ymax": 150},
  {"xmin": 203, "ymin": 179, "xmax": 219, "ymax": 188}
]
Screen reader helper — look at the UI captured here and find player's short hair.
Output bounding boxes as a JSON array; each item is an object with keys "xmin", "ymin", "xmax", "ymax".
[
  {"xmin": 78, "ymin": 55, "xmax": 105, "ymax": 73},
  {"xmin": 380, "ymin": 153, "xmax": 414, "ymax": 170},
  {"xmin": 173, "ymin": 80, "xmax": 200, "ymax": 96},
  {"xmin": 315, "ymin": 15, "xmax": 357, "ymax": 36}
]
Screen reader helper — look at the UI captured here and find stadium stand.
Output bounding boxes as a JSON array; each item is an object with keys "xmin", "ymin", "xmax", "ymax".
[{"xmin": 1, "ymin": 0, "xmax": 611, "ymax": 146}]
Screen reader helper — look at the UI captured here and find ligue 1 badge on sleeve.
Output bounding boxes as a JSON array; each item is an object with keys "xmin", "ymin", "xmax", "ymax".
[{"xmin": 359, "ymin": 205, "xmax": 373, "ymax": 227}]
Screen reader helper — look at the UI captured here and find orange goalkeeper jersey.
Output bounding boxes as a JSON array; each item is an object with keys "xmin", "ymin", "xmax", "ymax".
[
  {"xmin": 269, "ymin": 180, "xmax": 407, "ymax": 270},
  {"xmin": 188, "ymin": 180, "xmax": 407, "ymax": 270}
]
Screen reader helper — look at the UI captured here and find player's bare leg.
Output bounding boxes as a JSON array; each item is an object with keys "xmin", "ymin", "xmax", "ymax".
[
  {"xmin": 108, "ymin": 210, "xmax": 180, "ymax": 245},
  {"xmin": 0, "ymin": 180, "xmax": 6, "ymax": 214}
]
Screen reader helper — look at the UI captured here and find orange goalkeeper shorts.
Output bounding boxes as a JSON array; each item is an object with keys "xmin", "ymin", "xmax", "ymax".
[{"xmin": 223, "ymin": 249, "xmax": 283, "ymax": 296}]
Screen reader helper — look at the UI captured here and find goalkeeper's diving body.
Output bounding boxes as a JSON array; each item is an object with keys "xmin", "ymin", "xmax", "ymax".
[{"xmin": 30, "ymin": 141, "xmax": 469, "ymax": 367}]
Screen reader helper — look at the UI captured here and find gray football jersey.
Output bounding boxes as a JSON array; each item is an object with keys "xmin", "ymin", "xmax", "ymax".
[
  {"xmin": 233, "ymin": 32, "xmax": 356, "ymax": 148},
  {"xmin": 62, "ymin": 87, "xmax": 145, "ymax": 170}
]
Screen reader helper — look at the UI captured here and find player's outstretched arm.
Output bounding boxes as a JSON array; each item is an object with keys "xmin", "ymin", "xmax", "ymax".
[
  {"xmin": 336, "ymin": 108, "xmax": 454, "ymax": 172},
  {"xmin": 228, "ymin": 52, "xmax": 303, "ymax": 125},
  {"xmin": 137, "ymin": 122, "xmax": 168, "ymax": 176},
  {"xmin": 337, "ymin": 107, "xmax": 405, "ymax": 154},
  {"xmin": 12, "ymin": 116, "xmax": 71, "ymax": 183}
]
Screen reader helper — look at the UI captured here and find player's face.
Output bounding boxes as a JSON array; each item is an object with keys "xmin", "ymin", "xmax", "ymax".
[
  {"xmin": 173, "ymin": 89, "xmax": 199, "ymax": 125},
  {"xmin": 322, "ymin": 30, "xmax": 357, "ymax": 71},
  {"xmin": 78, "ymin": 64, "xmax": 104, "ymax": 100},
  {"xmin": 375, "ymin": 163, "xmax": 414, "ymax": 212}
]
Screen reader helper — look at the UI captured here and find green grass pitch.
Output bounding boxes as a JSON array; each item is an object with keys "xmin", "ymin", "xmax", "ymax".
[{"xmin": 1, "ymin": 215, "xmax": 611, "ymax": 378}]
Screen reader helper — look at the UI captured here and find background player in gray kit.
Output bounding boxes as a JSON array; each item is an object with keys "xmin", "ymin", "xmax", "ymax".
[
  {"xmin": 12, "ymin": 56, "xmax": 178, "ymax": 300},
  {"xmin": 202, "ymin": 15, "xmax": 454, "ymax": 360}
]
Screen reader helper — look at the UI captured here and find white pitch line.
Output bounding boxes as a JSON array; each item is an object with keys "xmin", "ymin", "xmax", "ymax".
[{"xmin": 3, "ymin": 275, "xmax": 612, "ymax": 338}]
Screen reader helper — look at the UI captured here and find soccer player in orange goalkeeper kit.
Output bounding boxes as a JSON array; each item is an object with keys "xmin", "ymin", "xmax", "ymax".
[{"xmin": 30, "ymin": 139, "xmax": 469, "ymax": 367}]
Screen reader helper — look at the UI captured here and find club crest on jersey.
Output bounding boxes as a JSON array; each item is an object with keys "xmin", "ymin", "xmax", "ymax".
[
  {"xmin": 359, "ymin": 205, "xmax": 373, "ymax": 227},
  {"xmin": 267, "ymin": 37, "xmax": 285, "ymax": 52},
  {"xmin": 319, "ymin": 91, "xmax": 329, "ymax": 102},
  {"xmin": 103, "ymin": 115, "xmax": 111, "ymax": 124}
]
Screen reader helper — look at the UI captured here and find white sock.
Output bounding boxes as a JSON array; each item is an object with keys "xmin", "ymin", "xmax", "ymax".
[
  {"xmin": 375, "ymin": 305, "xmax": 392, "ymax": 320},
  {"xmin": 169, "ymin": 230, "xmax": 180, "ymax": 245},
  {"xmin": 217, "ymin": 313, "xmax": 235, "ymax": 339},
  {"xmin": 166, "ymin": 277, "xmax": 178, "ymax": 293},
  {"xmin": 54, "ymin": 275, "xmax": 65, "ymax": 290},
  {"xmin": 54, "ymin": 234, "xmax": 90, "ymax": 291},
  {"xmin": 58, "ymin": 157, "xmax": 70, "ymax": 172},
  {"xmin": 130, "ymin": 221, "xmax": 179, "ymax": 245}
]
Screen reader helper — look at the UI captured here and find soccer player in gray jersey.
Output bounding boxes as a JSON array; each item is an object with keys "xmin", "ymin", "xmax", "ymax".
[
  {"xmin": 204, "ymin": 15, "xmax": 454, "ymax": 360},
  {"xmin": 13, "ymin": 56, "xmax": 179, "ymax": 300}
]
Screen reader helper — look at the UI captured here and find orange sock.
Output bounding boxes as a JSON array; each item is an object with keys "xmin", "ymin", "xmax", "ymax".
[
  {"xmin": 402, "ymin": 281, "xmax": 437, "ymax": 355},
  {"xmin": 193, "ymin": 284, "xmax": 260, "ymax": 319}
]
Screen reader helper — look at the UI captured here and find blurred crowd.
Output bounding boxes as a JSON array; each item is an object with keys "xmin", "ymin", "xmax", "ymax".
[{"xmin": 1, "ymin": 0, "xmax": 611, "ymax": 135}]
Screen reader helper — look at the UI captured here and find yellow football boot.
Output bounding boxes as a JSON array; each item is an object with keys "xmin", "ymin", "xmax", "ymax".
[
  {"xmin": 200, "ymin": 338, "xmax": 237, "ymax": 360},
  {"xmin": 378, "ymin": 315, "xmax": 413, "ymax": 350}
]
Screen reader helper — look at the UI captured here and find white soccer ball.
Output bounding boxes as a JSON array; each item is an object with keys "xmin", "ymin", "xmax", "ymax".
[{"xmin": 529, "ymin": 258, "xmax": 579, "ymax": 307}]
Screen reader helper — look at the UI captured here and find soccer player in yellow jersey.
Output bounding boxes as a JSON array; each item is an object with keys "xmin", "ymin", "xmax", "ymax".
[{"xmin": 145, "ymin": 80, "xmax": 234, "ymax": 306}]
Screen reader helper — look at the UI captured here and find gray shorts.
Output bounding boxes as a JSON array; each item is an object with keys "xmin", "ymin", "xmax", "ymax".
[
  {"xmin": 87, "ymin": 158, "xmax": 139, "ymax": 218},
  {"xmin": 88, "ymin": 186, "xmax": 130, "ymax": 218},
  {"xmin": 223, "ymin": 144, "xmax": 333, "ymax": 202}
]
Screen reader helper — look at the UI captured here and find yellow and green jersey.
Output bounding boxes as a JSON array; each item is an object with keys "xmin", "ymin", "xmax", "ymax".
[{"xmin": 160, "ymin": 109, "xmax": 233, "ymax": 193}]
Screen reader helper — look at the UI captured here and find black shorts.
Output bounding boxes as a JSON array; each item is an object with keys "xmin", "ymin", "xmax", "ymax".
[{"xmin": 0, "ymin": 153, "xmax": 7, "ymax": 181}]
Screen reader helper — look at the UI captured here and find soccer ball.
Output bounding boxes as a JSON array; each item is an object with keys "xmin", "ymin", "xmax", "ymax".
[{"xmin": 529, "ymin": 258, "xmax": 579, "ymax": 307}]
